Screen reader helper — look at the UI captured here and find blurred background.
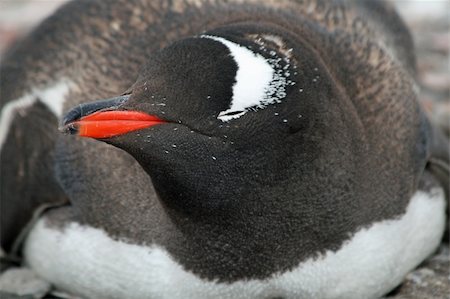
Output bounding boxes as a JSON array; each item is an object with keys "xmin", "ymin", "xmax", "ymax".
[{"xmin": 0, "ymin": 0, "xmax": 70, "ymax": 56}]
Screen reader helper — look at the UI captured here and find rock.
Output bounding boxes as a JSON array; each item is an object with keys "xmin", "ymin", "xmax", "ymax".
[
  {"xmin": 0, "ymin": 292, "xmax": 35, "ymax": 299},
  {"xmin": 0, "ymin": 268, "xmax": 51, "ymax": 299},
  {"xmin": 385, "ymin": 245, "xmax": 450, "ymax": 299}
]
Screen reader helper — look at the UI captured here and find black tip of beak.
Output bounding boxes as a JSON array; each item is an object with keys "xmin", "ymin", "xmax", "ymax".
[
  {"xmin": 59, "ymin": 122, "xmax": 79, "ymax": 135},
  {"xmin": 59, "ymin": 94, "xmax": 130, "ymax": 132}
]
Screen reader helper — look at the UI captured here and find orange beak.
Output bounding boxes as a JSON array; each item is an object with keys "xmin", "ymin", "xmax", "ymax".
[{"xmin": 64, "ymin": 110, "xmax": 166, "ymax": 139}]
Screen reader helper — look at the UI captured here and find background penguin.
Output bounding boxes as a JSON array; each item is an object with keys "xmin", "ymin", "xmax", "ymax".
[{"xmin": 1, "ymin": 0, "xmax": 448, "ymax": 298}]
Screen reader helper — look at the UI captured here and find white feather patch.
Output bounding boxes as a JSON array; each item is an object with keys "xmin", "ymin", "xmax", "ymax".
[
  {"xmin": 24, "ymin": 188, "xmax": 445, "ymax": 299},
  {"xmin": 201, "ymin": 35, "xmax": 293, "ymax": 122},
  {"xmin": 0, "ymin": 80, "xmax": 72, "ymax": 151}
]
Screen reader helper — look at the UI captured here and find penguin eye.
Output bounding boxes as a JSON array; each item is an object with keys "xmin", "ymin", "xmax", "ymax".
[
  {"xmin": 219, "ymin": 110, "xmax": 246, "ymax": 118},
  {"xmin": 202, "ymin": 35, "xmax": 295, "ymax": 122}
]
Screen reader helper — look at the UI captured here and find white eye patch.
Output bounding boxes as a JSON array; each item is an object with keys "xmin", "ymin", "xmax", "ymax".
[{"xmin": 201, "ymin": 35, "xmax": 294, "ymax": 122}]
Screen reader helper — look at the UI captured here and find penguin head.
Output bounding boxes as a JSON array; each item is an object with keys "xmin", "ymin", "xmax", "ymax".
[{"xmin": 61, "ymin": 27, "xmax": 341, "ymax": 215}]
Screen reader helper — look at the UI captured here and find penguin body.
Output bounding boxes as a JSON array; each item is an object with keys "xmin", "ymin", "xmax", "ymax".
[
  {"xmin": 24, "ymin": 189, "xmax": 444, "ymax": 299},
  {"xmin": 1, "ymin": 1, "xmax": 448, "ymax": 298}
]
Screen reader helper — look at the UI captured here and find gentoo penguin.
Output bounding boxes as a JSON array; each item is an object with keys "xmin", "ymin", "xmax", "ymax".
[{"xmin": 1, "ymin": 0, "xmax": 448, "ymax": 298}]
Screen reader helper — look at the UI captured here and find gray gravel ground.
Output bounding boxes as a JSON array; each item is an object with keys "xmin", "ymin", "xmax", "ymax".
[{"xmin": 0, "ymin": 1, "xmax": 449, "ymax": 298}]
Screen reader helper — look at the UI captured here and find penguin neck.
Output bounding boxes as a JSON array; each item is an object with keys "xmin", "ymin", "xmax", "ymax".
[
  {"xmin": 148, "ymin": 152, "xmax": 285, "ymax": 220},
  {"xmin": 124, "ymin": 137, "xmax": 296, "ymax": 224}
]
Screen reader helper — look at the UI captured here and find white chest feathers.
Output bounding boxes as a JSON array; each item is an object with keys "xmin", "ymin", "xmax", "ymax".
[{"xmin": 24, "ymin": 188, "xmax": 446, "ymax": 299}]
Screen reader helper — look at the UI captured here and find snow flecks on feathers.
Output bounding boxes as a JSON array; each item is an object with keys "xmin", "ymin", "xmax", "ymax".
[{"xmin": 201, "ymin": 35, "xmax": 296, "ymax": 122}]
